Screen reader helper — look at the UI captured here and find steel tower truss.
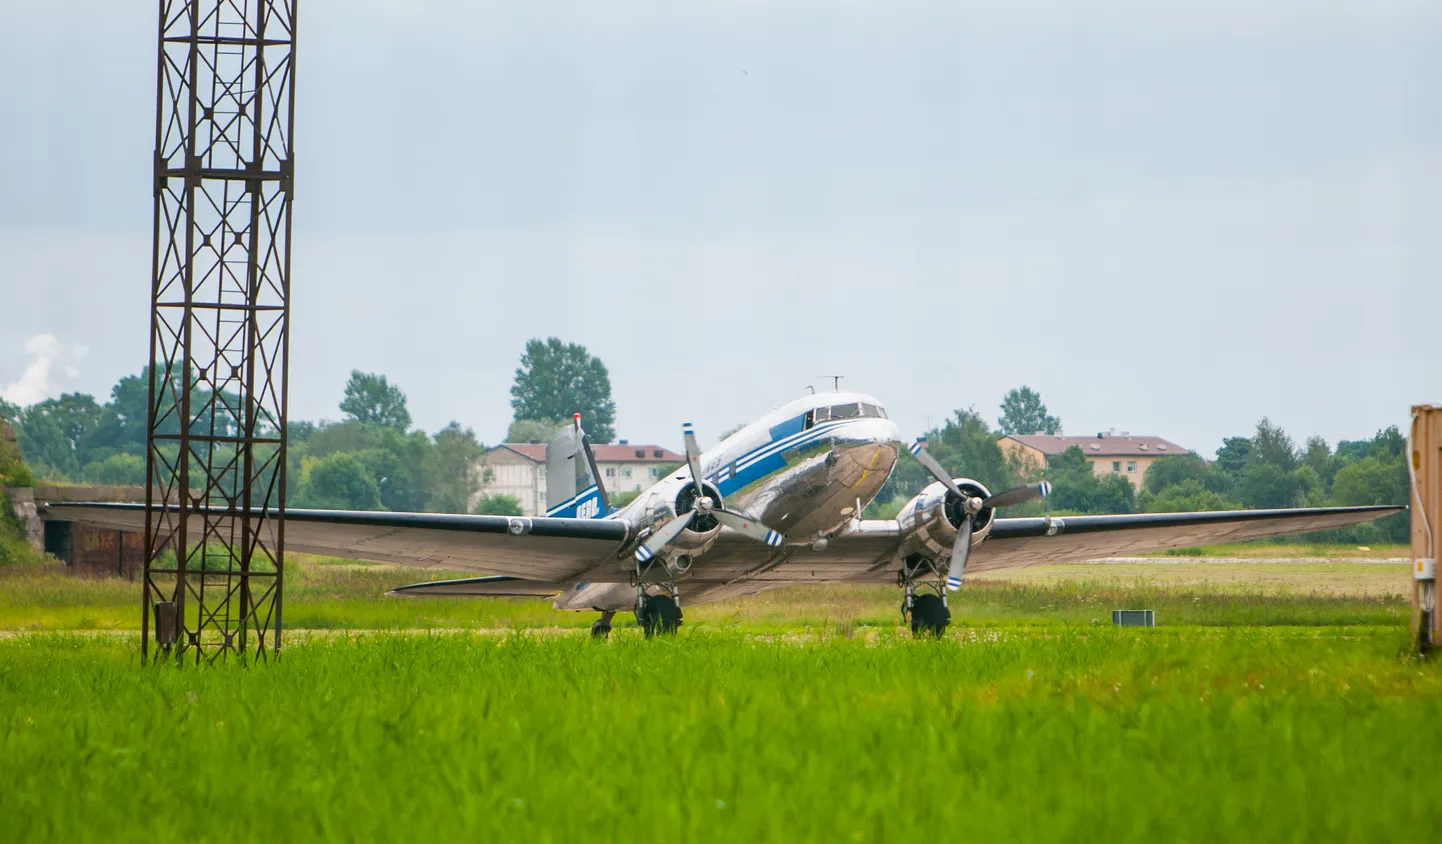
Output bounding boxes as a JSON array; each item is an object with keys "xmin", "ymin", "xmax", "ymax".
[{"xmin": 143, "ymin": 0, "xmax": 296, "ymax": 663}]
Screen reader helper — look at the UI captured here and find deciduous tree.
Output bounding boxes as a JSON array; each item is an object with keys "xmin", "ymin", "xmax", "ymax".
[
  {"xmin": 506, "ymin": 418, "xmax": 562, "ymax": 444},
  {"xmin": 509, "ymin": 338, "xmax": 616, "ymax": 443},
  {"xmin": 426, "ymin": 422, "xmax": 483, "ymax": 514},
  {"xmin": 1148, "ymin": 479, "xmax": 1233, "ymax": 513},
  {"xmin": 1142, "ymin": 453, "xmax": 1208, "ymax": 496},
  {"xmin": 997, "ymin": 386, "xmax": 1061, "ymax": 436},
  {"xmin": 340, "ymin": 371, "xmax": 412, "ymax": 431},
  {"xmin": 298, "ymin": 453, "xmax": 383, "ymax": 510}
]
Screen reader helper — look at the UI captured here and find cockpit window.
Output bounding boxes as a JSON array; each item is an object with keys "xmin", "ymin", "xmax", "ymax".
[{"xmin": 812, "ymin": 403, "xmax": 886, "ymax": 424}]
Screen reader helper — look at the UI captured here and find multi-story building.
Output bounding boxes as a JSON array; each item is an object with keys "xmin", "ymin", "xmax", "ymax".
[
  {"xmin": 999, "ymin": 430, "xmax": 1192, "ymax": 489},
  {"xmin": 472, "ymin": 440, "xmax": 684, "ymax": 516}
]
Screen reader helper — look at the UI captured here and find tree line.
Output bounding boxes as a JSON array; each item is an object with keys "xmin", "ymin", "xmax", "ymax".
[
  {"xmin": 0, "ymin": 338, "xmax": 618, "ymax": 518},
  {"xmin": 0, "ymin": 360, "xmax": 1412, "ymax": 543}
]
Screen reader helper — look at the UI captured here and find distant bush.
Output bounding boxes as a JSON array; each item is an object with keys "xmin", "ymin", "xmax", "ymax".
[{"xmin": 473, "ymin": 493, "xmax": 523, "ymax": 516}]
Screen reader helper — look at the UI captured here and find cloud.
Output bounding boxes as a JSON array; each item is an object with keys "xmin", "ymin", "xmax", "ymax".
[{"xmin": 0, "ymin": 333, "xmax": 89, "ymax": 406}]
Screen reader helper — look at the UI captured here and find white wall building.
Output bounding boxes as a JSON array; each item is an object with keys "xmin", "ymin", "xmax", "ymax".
[{"xmin": 472, "ymin": 440, "xmax": 683, "ymax": 515}]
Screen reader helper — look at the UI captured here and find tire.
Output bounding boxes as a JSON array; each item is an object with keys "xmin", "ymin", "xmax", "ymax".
[
  {"xmin": 910, "ymin": 593, "xmax": 950, "ymax": 638},
  {"xmin": 590, "ymin": 620, "xmax": 612, "ymax": 640},
  {"xmin": 637, "ymin": 595, "xmax": 683, "ymax": 637}
]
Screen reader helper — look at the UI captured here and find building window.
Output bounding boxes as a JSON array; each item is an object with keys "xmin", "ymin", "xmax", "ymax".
[
  {"xmin": 649, "ymin": 467, "xmax": 658, "ymax": 477},
  {"xmin": 653, "ymin": 449, "xmax": 663, "ymax": 458},
  {"xmin": 605, "ymin": 468, "xmax": 615, "ymax": 477},
  {"xmin": 634, "ymin": 449, "xmax": 644, "ymax": 458},
  {"xmin": 623, "ymin": 468, "xmax": 632, "ymax": 478},
  {"xmin": 1112, "ymin": 461, "xmax": 1121, "ymax": 472},
  {"xmin": 1127, "ymin": 461, "xmax": 1137, "ymax": 473}
]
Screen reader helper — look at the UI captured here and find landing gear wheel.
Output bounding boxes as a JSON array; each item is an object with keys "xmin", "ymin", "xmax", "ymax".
[
  {"xmin": 590, "ymin": 611, "xmax": 616, "ymax": 640},
  {"xmin": 636, "ymin": 595, "xmax": 683, "ymax": 637},
  {"xmin": 910, "ymin": 593, "xmax": 951, "ymax": 638}
]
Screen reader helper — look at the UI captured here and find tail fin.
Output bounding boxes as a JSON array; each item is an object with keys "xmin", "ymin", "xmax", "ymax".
[{"xmin": 545, "ymin": 415, "xmax": 610, "ymax": 519}]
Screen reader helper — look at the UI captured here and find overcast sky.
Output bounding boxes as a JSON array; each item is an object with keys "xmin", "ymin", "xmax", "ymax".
[{"xmin": 2, "ymin": 0, "xmax": 1439, "ymax": 455}]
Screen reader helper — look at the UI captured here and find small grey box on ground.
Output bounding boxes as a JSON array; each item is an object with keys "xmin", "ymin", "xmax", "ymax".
[{"xmin": 1112, "ymin": 609, "xmax": 1155, "ymax": 627}]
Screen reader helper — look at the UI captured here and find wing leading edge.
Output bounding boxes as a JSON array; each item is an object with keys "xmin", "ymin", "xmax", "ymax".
[{"xmin": 39, "ymin": 502, "xmax": 629, "ymax": 582}]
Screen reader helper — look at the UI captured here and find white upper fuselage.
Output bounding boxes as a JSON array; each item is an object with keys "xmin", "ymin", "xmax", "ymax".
[{"xmin": 617, "ymin": 390, "xmax": 903, "ymax": 542}]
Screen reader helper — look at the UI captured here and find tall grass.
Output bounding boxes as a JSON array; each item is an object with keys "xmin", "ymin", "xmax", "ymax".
[{"xmin": 2, "ymin": 630, "xmax": 1438, "ymax": 842}]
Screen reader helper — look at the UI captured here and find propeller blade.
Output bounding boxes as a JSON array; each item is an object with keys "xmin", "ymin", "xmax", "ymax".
[
  {"xmin": 634, "ymin": 510, "xmax": 697, "ymax": 563},
  {"xmin": 983, "ymin": 480, "xmax": 1052, "ymax": 509},
  {"xmin": 682, "ymin": 419, "xmax": 706, "ymax": 499},
  {"xmin": 945, "ymin": 514, "xmax": 974, "ymax": 592},
  {"xmin": 714, "ymin": 509, "xmax": 785, "ymax": 547},
  {"xmin": 907, "ymin": 439, "xmax": 966, "ymax": 500}
]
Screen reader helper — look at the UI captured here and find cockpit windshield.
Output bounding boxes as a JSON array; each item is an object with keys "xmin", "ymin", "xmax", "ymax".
[{"xmin": 807, "ymin": 402, "xmax": 887, "ymax": 427}]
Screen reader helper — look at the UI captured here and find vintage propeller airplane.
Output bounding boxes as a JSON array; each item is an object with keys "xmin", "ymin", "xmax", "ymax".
[{"xmin": 43, "ymin": 390, "xmax": 1402, "ymax": 638}]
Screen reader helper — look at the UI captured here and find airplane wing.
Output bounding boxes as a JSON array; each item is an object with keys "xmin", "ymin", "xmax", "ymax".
[
  {"xmin": 39, "ymin": 503, "xmax": 629, "ymax": 583},
  {"xmin": 42, "ymin": 501, "xmax": 1404, "ymax": 599},
  {"xmin": 669, "ymin": 504, "xmax": 1406, "ymax": 588}
]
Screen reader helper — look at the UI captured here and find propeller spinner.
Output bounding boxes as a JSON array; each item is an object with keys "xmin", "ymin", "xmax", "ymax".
[
  {"xmin": 635, "ymin": 421, "xmax": 785, "ymax": 564},
  {"xmin": 907, "ymin": 438, "xmax": 1051, "ymax": 591}
]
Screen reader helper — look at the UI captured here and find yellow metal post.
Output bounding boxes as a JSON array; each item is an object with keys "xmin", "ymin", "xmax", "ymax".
[{"xmin": 1410, "ymin": 406, "xmax": 1441, "ymax": 652}]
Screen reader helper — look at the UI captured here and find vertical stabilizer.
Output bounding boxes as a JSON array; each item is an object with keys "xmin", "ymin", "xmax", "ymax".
[{"xmin": 545, "ymin": 415, "xmax": 609, "ymax": 519}]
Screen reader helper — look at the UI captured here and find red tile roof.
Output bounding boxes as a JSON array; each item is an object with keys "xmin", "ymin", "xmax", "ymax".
[
  {"xmin": 1002, "ymin": 434, "xmax": 1190, "ymax": 458},
  {"xmin": 489, "ymin": 443, "xmax": 683, "ymax": 463}
]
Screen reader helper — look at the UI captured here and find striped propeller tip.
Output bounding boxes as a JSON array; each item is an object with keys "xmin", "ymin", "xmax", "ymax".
[
  {"xmin": 1039, "ymin": 481, "xmax": 1052, "ymax": 497},
  {"xmin": 635, "ymin": 547, "xmax": 653, "ymax": 562},
  {"xmin": 765, "ymin": 531, "xmax": 783, "ymax": 546},
  {"xmin": 945, "ymin": 576, "xmax": 962, "ymax": 592}
]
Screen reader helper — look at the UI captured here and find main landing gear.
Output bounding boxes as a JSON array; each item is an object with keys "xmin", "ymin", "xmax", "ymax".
[
  {"xmin": 899, "ymin": 554, "xmax": 952, "ymax": 638},
  {"xmin": 590, "ymin": 610, "xmax": 616, "ymax": 640},
  {"xmin": 636, "ymin": 594, "xmax": 683, "ymax": 636},
  {"xmin": 632, "ymin": 554, "xmax": 685, "ymax": 637}
]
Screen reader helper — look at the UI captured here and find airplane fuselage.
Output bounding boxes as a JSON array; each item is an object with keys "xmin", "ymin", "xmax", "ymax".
[
  {"xmin": 557, "ymin": 391, "xmax": 902, "ymax": 611},
  {"xmin": 680, "ymin": 390, "xmax": 902, "ymax": 541}
]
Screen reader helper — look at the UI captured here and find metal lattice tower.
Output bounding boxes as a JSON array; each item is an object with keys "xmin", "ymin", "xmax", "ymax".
[{"xmin": 143, "ymin": 0, "xmax": 296, "ymax": 663}]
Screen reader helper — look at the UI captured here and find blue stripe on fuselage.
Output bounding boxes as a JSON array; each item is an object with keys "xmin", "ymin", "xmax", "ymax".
[
  {"xmin": 707, "ymin": 417, "xmax": 856, "ymax": 498},
  {"xmin": 768, "ymin": 414, "xmax": 806, "ymax": 441}
]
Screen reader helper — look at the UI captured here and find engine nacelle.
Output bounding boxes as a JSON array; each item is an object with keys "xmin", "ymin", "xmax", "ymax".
[
  {"xmin": 895, "ymin": 478, "xmax": 996, "ymax": 562},
  {"xmin": 635, "ymin": 476, "xmax": 725, "ymax": 554}
]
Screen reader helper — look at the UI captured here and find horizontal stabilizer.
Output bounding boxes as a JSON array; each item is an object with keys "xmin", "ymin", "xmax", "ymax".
[{"xmin": 388, "ymin": 575, "xmax": 559, "ymax": 598}]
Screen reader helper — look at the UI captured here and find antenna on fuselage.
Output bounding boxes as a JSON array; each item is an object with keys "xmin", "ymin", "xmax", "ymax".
[
  {"xmin": 804, "ymin": 385, "xmax": 815, "ymax": 394},
  {"xmin": 817, "ymin": 375, "xmax": 843, "ymax": 392}
]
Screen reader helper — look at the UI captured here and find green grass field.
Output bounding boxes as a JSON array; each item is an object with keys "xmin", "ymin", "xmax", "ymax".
[
  {"xmin": 1, "ymin": 555, "xmax": 1437, "ymax": 842},
  {"xmin": 0, "ymin": 552, "xmax": 1416, "ymax": 632}
]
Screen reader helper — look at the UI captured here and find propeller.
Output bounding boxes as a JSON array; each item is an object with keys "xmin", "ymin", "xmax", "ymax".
[
  {"xmin": 635, "ymin": 421, "xmax": 785, "ymax": 564},
  {"xmin": 908, "ymin": 438, "xmax": 1051, "ymax": 591}
]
